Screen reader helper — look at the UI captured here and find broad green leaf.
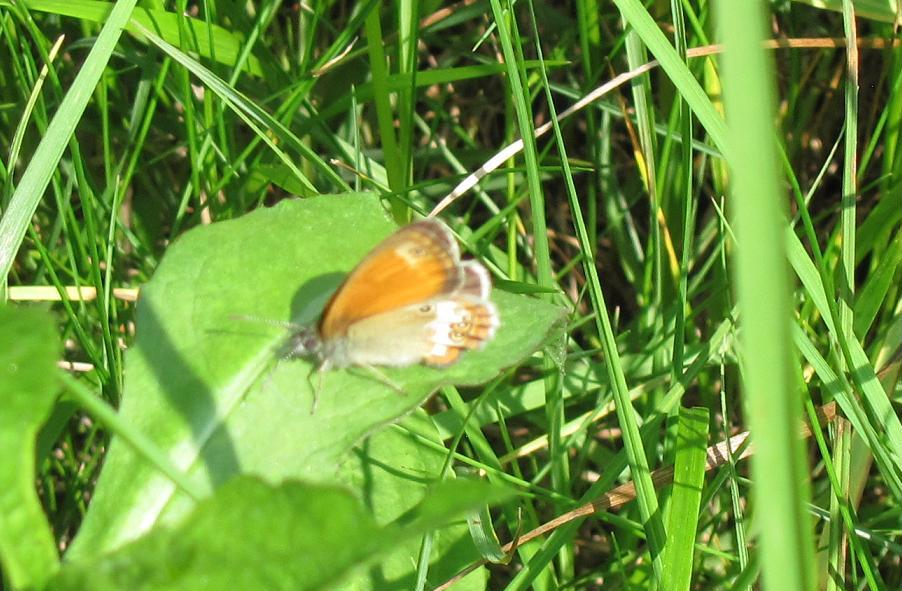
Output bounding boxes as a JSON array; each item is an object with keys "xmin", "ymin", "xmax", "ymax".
[
  {"xmin": 335, "ymin": 410, "xmax": 487, "ymax": 590},
  {"xmin": 50, "ymin": 477, "xmax": 509, "ymax": 590},
  {"xmin": 67, "ymin": 193, "xmax": 566, "ymax": 558},
  {"xmin": 0, "ymin": 307, "xmax": 61, "ymax": 588}
]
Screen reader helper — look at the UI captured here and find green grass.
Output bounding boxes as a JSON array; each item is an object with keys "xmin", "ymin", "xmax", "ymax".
[{"xmin": 1, "ymin": 1, "xmax": 901, "ymax": 589}]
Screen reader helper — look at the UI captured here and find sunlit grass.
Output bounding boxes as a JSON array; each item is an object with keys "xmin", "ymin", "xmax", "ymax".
[{"xmin": 1, "ymin": 0, "xmax": 900, "ymax": 588}]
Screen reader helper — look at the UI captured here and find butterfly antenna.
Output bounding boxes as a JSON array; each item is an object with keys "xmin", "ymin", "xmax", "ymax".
[{"xmin": 231, "ymin": 314, "xmax": 304, "ymax": 331}]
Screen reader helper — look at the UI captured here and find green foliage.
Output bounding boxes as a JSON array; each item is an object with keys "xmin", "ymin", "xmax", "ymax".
[
  {"xmin": 1, "ymin": 0, "xmax": 901, "ymax": 589},
  {"xmin": 51, "ymin": 477, "xmax": 508, "ymax": 590},
  {"xmin": 661, "ymin": 407, "xmax": 709, "ymax": 591},
  {"xmin": 0, "ymin": 308, "xmax": 60, "ymax": 589},
  {"xmin": 67, "ymin": 194, "xmax": 563, "ymax": 562}
]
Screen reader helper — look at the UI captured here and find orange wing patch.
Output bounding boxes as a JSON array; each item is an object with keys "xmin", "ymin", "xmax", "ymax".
[
  {"xmin": 319, "ymin": 220, "xmax": 464, "ymax": 338},
  {"xmin": 424, "ymin": 347, "xmax": 462, "ymax": 367}
]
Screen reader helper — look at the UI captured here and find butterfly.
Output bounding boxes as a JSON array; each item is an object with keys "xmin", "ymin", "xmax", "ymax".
[{"xmin": 281, "ymin": 218, "xmax": 499, "ymax": 406}]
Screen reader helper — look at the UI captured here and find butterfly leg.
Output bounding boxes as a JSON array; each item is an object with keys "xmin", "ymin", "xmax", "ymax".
[
  {"xmin": 261, "ymin": 359, "xmax": 280, "ymax": 393},
  {"xmin": 360, "ymin": 365, "xmax": 406, "ymax": 395},
  {"xmin": 306, "ymin": 365, "xmax": 324, "ymax": 415}
]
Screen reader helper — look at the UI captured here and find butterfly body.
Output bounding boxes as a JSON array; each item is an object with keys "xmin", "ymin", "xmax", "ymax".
[{"xmin": 283, "ymin": 219, "xmax": 499, "ymax": 373}]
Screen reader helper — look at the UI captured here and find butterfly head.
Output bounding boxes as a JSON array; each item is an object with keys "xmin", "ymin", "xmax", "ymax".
[{"xmin": 279, "ymin": 326, "xmax": 325, "ymax": 363}]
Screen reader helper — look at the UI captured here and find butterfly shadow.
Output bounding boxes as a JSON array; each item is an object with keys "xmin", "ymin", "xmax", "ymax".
[
  {"xmin": 243, "ymin": 272, "xmax": 347, "ymax": 405},
  {"xmin": 287, "ymin": 271, "xmax": 345, "ymax": 328},
  {"xmin": 218, "ymin": 272, "xmax": 345, "ymax": 345}
]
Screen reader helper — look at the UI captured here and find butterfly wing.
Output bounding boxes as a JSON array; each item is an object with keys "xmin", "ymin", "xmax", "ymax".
[
  {"xmin": 319, "ymin": 220, "xmax": 465, "ymax": 339},
  {"xmin": 421, "ymin": 296, "xmax": 499, "ymax": 366},
  {"xmin": 459, "ymin": 260, "xmax": 492, "ymax": 299},
  {"xmin": 332, "ymin": 295, "xmax": 499, "ymax": 368}
]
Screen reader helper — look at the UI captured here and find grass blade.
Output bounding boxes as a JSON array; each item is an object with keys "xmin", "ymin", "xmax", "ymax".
[
  {"xmin": 0, "ymin": 0, "xmax": 139, "ymax": 283},
  {"xmin": 718, "ymin": 1, "xmax": 816, "ymax": 589}
]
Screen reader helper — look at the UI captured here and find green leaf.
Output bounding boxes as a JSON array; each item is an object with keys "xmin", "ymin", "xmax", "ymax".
[
  {"xmin": 50, "ymin": 477, "xmax": 510, "ymax": 590},
  {"xmin": 661, "ymin": 407, "xmax": 709, "ymax": 591},
  {"xmin": 335, "ymin": 410, "xmax": 490, "ymax": 589},
  {"xmin": 8, "ymin": 0, "xmax": 264, "ymax": 76},
  {"xmin": 791, "ymin": 0, "xmax": 902, "ymax": 23},
  {"xmin": 854, "ymin": 230, "xmax": 902, "ymax": 338},
  {"xmin": 466, "ymin": 503, "xmax": 511, "ymax": 565},
  {"xmin": 252, "ymin": 164, "xmax": 320, "ymax": 198},
  {"xmin": 0, "ymin": 307, "xmax": 61, "ymax": 588},
  {"xmin": 67, "ymin": 193, "xmax": 565, "ymax": 558}
]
